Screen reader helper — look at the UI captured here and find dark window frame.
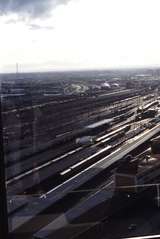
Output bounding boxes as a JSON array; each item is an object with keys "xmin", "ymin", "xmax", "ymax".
[{"xmin": 0, "ymin": 95, "xmax": 9, "ymax": 239}]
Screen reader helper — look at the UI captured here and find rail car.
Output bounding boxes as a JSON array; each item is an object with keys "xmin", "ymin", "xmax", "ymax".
[
  {"xmin": 97, "ymin": 131, "xmax": 126, "ymax": 148},
  {"xmin": 97, "ymin": 89, "xmax": 143, "ymax": 101},
  {"xmin": 143, "ymin": 109, "xmax": 158, "ymax": 118},
  {"xmin": 76, "ymin": 124, "xmax": 131, "ymax": 149},
  {"xmin": 83, "ymin": 111, "xmax": 133, "ymax": 138},
  {"xmin": 137, "ymin": 100, "xmax": 158, "ymax": 113},
  {"xmin": 136, "ymin": 109, "xmax": 158, "ymax": 120},
  {"xmin": 143, "ymin": 94, "xmax": 155, "ymax": 101},
  {"xmin": 60, "ymin": 133, "xmax": 127, "ymax": 179},
  {"xmin": 60, "ymin": 145, "xmax": 113, "ymax": 178},
  {"xmin": 84, "ymin": 118, "xmax": 113, "ymax": 136},
  {"xmin": 75, "ymin": 136, "xmax": 95, "ymax": 146},
  {"xmin": 113, "ymin": 110, "xmax": 135, "ymax": 123},
  {"xmin": 150, "ymin": 115, "xmax": 160, "ymax": 124},
  {"xmin": 96, "ymin": 124, "xmax": 131, "ymax": 142},
  {"xmin": 126, "ymin": 125, "xmax": 145, "ymax": 139}
]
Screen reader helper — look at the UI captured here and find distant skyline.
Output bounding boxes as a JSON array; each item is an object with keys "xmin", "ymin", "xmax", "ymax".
[{"xmin": 1, "ymin": 0, "xmax": 160, "ymax": 73}]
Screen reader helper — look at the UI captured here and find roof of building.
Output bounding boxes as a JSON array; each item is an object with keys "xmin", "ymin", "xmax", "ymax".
[{"xmin": 86, "ymin": 118, "xmax": 113, "ymax": 129}]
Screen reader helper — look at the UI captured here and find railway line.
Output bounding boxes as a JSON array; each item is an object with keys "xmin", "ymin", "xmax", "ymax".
[
  {"xmin": 9, "ymin": 123, "xmax": 160, "ymax": 238},
  {"xmin": 6, "ymin": 96, "xmax": 158, "ymax": 196},
  {"xmin": 5, "ymin": 103, "xmax": 136, "ymax": 167},
  {"xmin": 2, "ymin": 89, "xmax": 142, "ymax": 112},
  {"xmin": 6, "ymin": 116, "xmax": 157, "ymax": 195},
  {"xmin": 4, "ymin": 103, "xmax": 145, "ymax": 169},
  {"xmin": 5, "ymin": 89, "xmax": 160, "ymax": 238},
  {"xmin": 4, "ymin": 103, "xmax": 135, "ymax": 151},
  {"xmin": 3, "ymin": 94, "xmax": 139, "ymax": 155},
  {"xmin": 4, "ymin": 96, "xmax": 140, "ymax": 163},
  {"xmin": 43, "ymin": 123, "xmax": 160, "ymax": 199},
  {"xmin": 6, "ymin": 123, "xmax": 130, "ymax": 194}
]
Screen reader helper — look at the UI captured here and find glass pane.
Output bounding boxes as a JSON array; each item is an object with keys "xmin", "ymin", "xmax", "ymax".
[
  {"xmin": 1, "ymin": 1, "xmax": 160, "ymax": 239},
  {"xmin": 0, "ymin": 74, "xmax": 8, "ymax": 239},
  {"xmin": 1, "ymin": 69, "xmax": 160, "ymax": 239}
]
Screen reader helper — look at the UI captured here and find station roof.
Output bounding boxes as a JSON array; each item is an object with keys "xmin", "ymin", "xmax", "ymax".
[
  {"xmin": 139, "ymin": 100, "xmax": 158, "ymax": 110},
  {"xmin": 86, "ymin": 118, "xmax": 113, "ymax": 129}
]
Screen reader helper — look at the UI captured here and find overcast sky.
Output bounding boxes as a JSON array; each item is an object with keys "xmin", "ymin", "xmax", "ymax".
[{"xmin": 1, "ymin": 0, "xmax": 160, "ymax": 73}]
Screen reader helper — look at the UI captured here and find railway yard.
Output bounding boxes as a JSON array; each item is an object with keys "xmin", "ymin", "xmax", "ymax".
[{"xmin": 2, "ymin": 75, "xmax": 160, "ymax": 239}]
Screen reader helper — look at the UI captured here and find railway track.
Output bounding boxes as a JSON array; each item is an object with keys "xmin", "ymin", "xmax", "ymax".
[
  {"xmin": 6, "ymin": 101, "xmax": 156, "ymax": 196},
  {"xmin": 6, "ymin": 116, "xmax": 154, "ymax": 196},
  {"xmin": 6, "ymin": 90, "xmax": 159, "ymax": 237},
  {"xmin": 6, "ymin": 124, "xmax": 129, "ymax": 195},
  {"xmin": 5, "ymin": 96, "xmax": 139, "ymax": 164},
  {"xmin": 3, "ymin": 95, "xmax": 138, "ymax": 155},
  {"xmin": 9, "ymin": 124, "xmax": 160, "ymax": 237},
  {"xmin": 4, "ymin": 103, "xmax": 135, "ymax": 154}
]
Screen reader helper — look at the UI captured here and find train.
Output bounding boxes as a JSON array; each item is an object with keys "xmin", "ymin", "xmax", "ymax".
[
  {"xmin": 113, "ymin": 110, "xmax": 135, "ymax": 123},
  {"xmin": 84, "ymin": 118, "xmax": 113, "ymax": 136},
  {"xmin": 137, "ymin": 100, "xmax": 158, "ymax": 113},
  {"xmin": 83, "ymin": 111, "xmax": 134, "ymax": 138},
  {"xmin": 75, "ymin": 136, "xmax": 95, "ymax": 146},
  {"xmin": 136, "ymin": 109, "xmax": 158, "ymax": 120},
  {"xmin": 61, "ymin": 126, "xmax": 131, "ymax": 178}
]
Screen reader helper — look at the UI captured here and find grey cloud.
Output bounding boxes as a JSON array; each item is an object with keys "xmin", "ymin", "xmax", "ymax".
[
  {"xmin": 28, "ymin": 23, "xmax": 54, "ymax": 30},
  {"xmin": 0, "ymin": 0, "xmax": 70, "ymax": 18},
  {"xmin": 5, "ymin": 18, "xmax": 18, "ymax": 24}
]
